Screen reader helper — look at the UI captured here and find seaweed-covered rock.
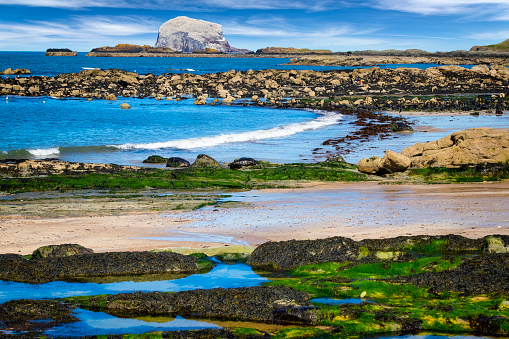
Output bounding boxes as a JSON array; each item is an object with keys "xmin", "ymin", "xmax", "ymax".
[
  {"xmin": 191, "ymin": 154, "xmax": 221, "ymax": 168},
  {"xmin": 360, "ymin": 234, "xmax": 484, "ymax": 254},
  {"xmin": 0, "ymin": 299, "xmax": 78, "ymax": 332},
  {"xmin": 79, "ymin": 286, "xmax": 318, "ymax": 325},
  {"xmin": 142, "ymin": 155, "xmax": 168, "ymax": 164},
  {"xmin": 0, "ymin": 251, "xmax": 200, "ymax": 283},
  {"xmin": 166, "ymin": 156, "xmax": 191, "ymax": 167},
  {"xmin": 469, "ymin": 315, "xmax": 509, "ymax": 336},
  {"xmin": 483, "ymin": 235, "xmax": 509, "ymax": 253},
  {"xmin": 247, "ymin": 237, "xmax": 361, "ymax": 270},
  {"xmin": 229, "ymin": 157, "xmax": 258, "ymax": 169},
  {"xmin": 394, "ymin": 253, "xmax": 509, "ymax": 295},
  {"xmin": 31, "ymin": 243, "xmax": 94, "ymax": 259}
]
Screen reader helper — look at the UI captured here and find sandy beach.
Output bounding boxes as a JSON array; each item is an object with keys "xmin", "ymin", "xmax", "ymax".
[{"xmin": 1, "ymin": 181, "xmax": 508, "ymax": 255}]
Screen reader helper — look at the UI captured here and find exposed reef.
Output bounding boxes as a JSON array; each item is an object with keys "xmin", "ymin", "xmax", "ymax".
[
  {"xmin": 76, "ymin": 286, "xmax": 318, "ymax": 325},
  {"xmin": 0, "ymin": 251, "xmax": 202, "ymax": 283},
  {"xmin": 1, "ymin": 66, "xmax": 509, "ymax": 108}
]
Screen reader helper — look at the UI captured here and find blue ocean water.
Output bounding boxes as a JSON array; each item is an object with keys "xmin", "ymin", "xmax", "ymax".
[
  {"xmin": 0, "ymin": 51, "xmax": 458, "ymax": 76},
  {"xmin": 0, "ymin": 52, "xmax": 491, "ymax": 165},
  {"xmin": 0, "ymin": 95, "xmax": 350, "ymax": 164}
]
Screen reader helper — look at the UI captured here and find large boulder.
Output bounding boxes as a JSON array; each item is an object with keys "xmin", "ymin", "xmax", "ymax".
[
  {"xmin": 382, "ymin": 150, "xmax": 411, "ymax": 172},
  {"xmin": 191, "ymin": 154, "xmax": 221, "ymax": 168},
  {"xmin": 155, "ymin": 16, "xmax": 251, "ymax": 53},
  {"xmin": 357, "ymin": 156, "xmax": 383, "ymax": 174},
  {"xmin": 166, "ymin": 157, "xmax": 190, "ymax": 168},
  {"xmin": 402, "ymin": 128, "xmax": 509, "ymax": 168}
]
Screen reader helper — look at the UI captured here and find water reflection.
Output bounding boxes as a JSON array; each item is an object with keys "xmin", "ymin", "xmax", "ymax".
[
  {"xmin": 44, "ymin": 309, "xmax": 220, "ymax": 337},
  {"xmin": 0, "ymin": 263, "xmax": 267, "ymax": 303}
]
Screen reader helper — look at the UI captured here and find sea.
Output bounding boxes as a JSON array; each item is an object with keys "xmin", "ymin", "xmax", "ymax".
[{"xmin": 1, "ymin": 51, "xmax": 507, "ymax": 166}]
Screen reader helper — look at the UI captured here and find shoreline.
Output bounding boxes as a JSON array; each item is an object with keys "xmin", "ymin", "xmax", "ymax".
[{"xmin": 2, "ymin": 181, "xmax": 508, "ymax": 255}]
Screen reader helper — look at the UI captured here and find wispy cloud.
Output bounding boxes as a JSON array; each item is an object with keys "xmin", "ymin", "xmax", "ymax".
[
  {"xmin": 468, "ymin": 30, "xmax": 509, "ymax": 40},
  {"xmin": 368, "ymin": 0, "xmax": 509, "ymax": 19},
  {"xmin": 0, "ymin": 15, "xmax": 156, "ymax": 48},
  {"xmin": 0, "ymin": 0, "xmax": 341, "ymax": 10}
]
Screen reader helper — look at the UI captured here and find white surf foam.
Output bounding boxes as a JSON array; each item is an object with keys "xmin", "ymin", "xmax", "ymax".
[
  {"xmin": 115, "ymin": 112, "xmax": 342, "ymax": 151},
  {"xmin": 28, "ymin": 147, "xmax": 60, "ymax": 157}
]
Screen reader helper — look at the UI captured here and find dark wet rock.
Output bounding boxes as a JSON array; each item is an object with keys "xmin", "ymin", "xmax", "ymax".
[
  {"xmin": 0, "ymin": 251, "xmax": 200, "ymax": 283},
  {"xmin": 390, "ymin": 121, "xmax": 414, "ymax": 132},
  {"xmin": 32, "ymin": 243, "xmax": 94, "ymax": 259},
  {"xmin": 360, "ymin": 234, "xmax": 484, "ymax": 254},
  {"xmin": 393, "ymin": 253, "xmax": 509, "ymax": 295},
  {"xmin": 79, "ymin": 286, "xmax": 318, "ymax": 325},
  {"xmin": 247, "ymin": 236, "xmax": 362, "ymax": 270},
  {"xmin": 142, "ymin": 155, "xmax": 168, "ymax": 164},
  {"xmin": 229, "ymin": 157, "xmax": 259, "ymax": 169},
  {"xmin": 248, "ymin": 235, "xmax": 491, "ymax": 271},
  {"xmin": 325, "ymin": 154, "xmax": 346, "ymax": 163},
  {"xmin": 273, "ymin": 305, "xmax": 322, "ymax": 325},
  {"xmin": 191, "ymin": 154, "xmax": 221, "ymax": 168},
  {"xmin": 0, "ymin": 299, "xmax": 78, "ymax": 333},
  {"xmin": 469, "ymin": 315, "xmax": 509, "ymax": 336},
  {"xmin": 166, "ymin": 156, "xmax": 191, "ymax": 168}
]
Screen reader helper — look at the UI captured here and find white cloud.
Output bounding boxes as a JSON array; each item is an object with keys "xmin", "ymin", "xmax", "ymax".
[
  {"xmin": 0, "ymin": 15, "xmax": 157, "ymax": 49},
  {"xmin": 0, "ymin": 0, "xmax": 340, "ymax": 10},
  {"xmin": 369, "ymin": 0, "xmax": 509, "ymax": 18},
  {"xmin": 468, "ymin": 30, "xmax": 509, "ymax": 40}
]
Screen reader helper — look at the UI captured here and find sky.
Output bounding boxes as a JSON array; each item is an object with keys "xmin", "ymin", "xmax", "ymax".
[{"xmin": 0, "ymin": 0, "xmax": 508, "ymax": 52}]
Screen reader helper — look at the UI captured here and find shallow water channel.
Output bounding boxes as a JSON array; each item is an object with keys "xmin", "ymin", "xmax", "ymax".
[{"xmin": 0, "ymin": 261, "xmax": 271, "ymax": 336}]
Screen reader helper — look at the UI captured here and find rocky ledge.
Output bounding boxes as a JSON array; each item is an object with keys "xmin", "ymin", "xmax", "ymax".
[
  {"xmin": 247, "ymin": 234, "xmax": 509, "ymax": 270},
  {"xmin": 78, "ymin": 286, "xmax": 318, "ymax": 325},
  {"xmin": 357, "ymin": 127, "xmax": 509, "ymax": 174},
  {"xmin": 0, "ymin": 159, "xmax": 143, "ymax": 177},
  {"xmin": 0, "ymin": 247, "xmax": 202, "ymax": 283}
]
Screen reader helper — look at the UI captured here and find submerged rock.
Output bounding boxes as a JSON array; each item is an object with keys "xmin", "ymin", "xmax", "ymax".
[{"xmin": 0, "ymin": 299, "xmax": 78, "ymax": 333}]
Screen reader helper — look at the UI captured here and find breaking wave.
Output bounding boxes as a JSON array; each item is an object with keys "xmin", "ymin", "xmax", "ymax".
[
  {"xmin": 0, "ymin": 111, "xmax": 341, "ymax": 159},
  {"xmin": 114, "ymin": 111, "xmax": 342, "ymax": 151}
]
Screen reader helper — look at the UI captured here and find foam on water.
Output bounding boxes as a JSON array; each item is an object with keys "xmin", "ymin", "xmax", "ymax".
[{"xmin": 115, "ymin": 111, "xmax": 341, "ymax": 151}]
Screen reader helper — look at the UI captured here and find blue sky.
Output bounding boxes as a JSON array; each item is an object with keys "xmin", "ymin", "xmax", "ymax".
[{"xmin": 0, "ymin": 0, "xmax": 508, "ymax": 52}]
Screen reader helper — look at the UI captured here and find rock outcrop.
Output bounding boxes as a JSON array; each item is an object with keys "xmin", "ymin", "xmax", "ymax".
[
  {"xmin": 0, "ymin": 159, "xmax": 141, "ymax": 177},
  {"xmin": 357, "ymin": 128, "xmax": 509, "ymax": 174},
  {"xmin": 402, "ymin": 128, "xmax": 509, "ymax": 168},
  {"xmin": 155, "ymin": 16, "xmax": 250, "ymax": 53},
  {"xmin": 46, "ymin": 48, "xmax": 77, "ymax": 56}
]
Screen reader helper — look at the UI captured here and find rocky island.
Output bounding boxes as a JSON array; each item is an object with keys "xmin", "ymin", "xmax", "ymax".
[{"xmin": 45, "ymin": 48, "xmax": 77, "ymax": 56}]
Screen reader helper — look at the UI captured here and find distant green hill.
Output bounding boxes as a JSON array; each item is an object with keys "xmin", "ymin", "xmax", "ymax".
[
  {"xmin": 487, "ymin": 38, "xmax": 509, "ymax": 50},
  {"xmin": 471, "ymin": 38, "xmax": 509, "ymax": 52}
]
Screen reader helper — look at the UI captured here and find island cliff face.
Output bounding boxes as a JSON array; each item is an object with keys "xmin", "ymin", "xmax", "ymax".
[{"xmin": 155, "ymin": 16, "xmax": 250, "ymax": 54}]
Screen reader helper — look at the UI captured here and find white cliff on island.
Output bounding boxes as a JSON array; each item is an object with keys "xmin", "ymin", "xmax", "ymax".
[{"xmin": 155, "ymin": 16, "xmax": 251, "ymax": 53}]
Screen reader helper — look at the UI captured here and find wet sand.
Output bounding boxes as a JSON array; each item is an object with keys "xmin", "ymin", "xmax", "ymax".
[{"xmin": 1, "ymin": 181, "xmax": 508, "ymax": 255}]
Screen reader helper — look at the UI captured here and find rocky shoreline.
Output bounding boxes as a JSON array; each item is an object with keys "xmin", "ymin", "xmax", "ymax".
[
  {"xmin": 0, "ymin": 235, "xmax": 508, "ymax": 337},
  {"xmin": 1, "ymin": 66, "xmax": 509, "ymax": 111}
]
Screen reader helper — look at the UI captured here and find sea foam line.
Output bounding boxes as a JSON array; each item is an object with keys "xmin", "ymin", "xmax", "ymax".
[{"xmin": 115, "ymin": 112, "xmax": 342, "ymax": 151}]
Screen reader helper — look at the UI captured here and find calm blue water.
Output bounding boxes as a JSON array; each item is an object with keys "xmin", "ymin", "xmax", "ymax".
[
  {"xmin": 0, "ymin": 95, "xmax": 350, "ymax": 164},
  {"xmin": 0, "ymin": 51, "xmax": 461, "ymax": 77},
  {"xmin": 0, "ymin": 262, "xmax": 267, "ymax": 304}
]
